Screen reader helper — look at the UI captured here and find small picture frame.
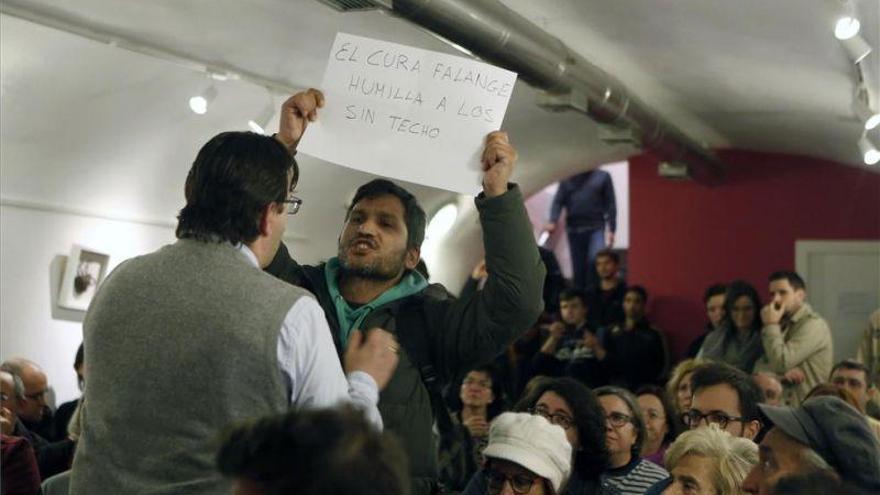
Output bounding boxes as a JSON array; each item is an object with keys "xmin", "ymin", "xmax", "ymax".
[{"xmin": 58, "ymin": 245, "xmax": 110, "ymax": 311}]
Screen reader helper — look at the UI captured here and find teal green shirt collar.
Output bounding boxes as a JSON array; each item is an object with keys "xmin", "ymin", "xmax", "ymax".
[{"xmin": 324, "ymin": 257, "xmax": 428, "ymax": 346}]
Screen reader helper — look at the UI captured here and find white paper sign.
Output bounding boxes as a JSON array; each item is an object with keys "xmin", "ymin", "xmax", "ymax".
[{"xmin": 297, "ymin": 33, "xmax": 518, "ymax": 195}]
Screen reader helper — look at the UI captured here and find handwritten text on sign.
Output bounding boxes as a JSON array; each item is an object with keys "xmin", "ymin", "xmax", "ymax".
[{"xmin": 296, "ymin": 33, "xmax": 518, "ymax": 195}]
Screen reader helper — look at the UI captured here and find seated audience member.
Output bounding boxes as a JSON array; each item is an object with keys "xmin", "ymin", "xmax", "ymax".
[
  {"xmin": 0, "ymin": 359, "xmax": 53, "ymax": 438},
  {"xmin": 685, "ymin": 284, "xmax": 727, "ymax": 359},
  {"xmin": 684, "ymin": 363, "xmax": 762, "ymax": 441},
  {"xmin": 595, "ymin": 386, "xmax": 669, "ymax": 495},
  {"xmin": 742, "ymin": 396, "xmax": 880, "ymax": 494},
  {"xmin": 53, "ymin": 344, "xmax": 84, "ymax": 442},
  {"xmin": 752, "ymin": 271, "xmax": 832, "ymax": 406},
  {"xmin": 217, "ymin": 406, "xmax": 408, "ymax": 495},
  {"xmin": 829, "ymin": 359, "xmax": 880, "ymax": 438},
  {"xmin": 0, "ymin": 361, "xmax": 75, "ymax": 479},
  {"xmin": 585, "ymin": 249, "xmax": 626, "ymax": 331},
  {"xmin": 699, "ymin": 281, "xmax": 764, "ymax": 373},
  {"xmin": 752, "ymin": 372, "xmax": 783, "ymax": 406},
  {"xmin": 1, "ymin": 371, "xmax": 41, "ymax": 495},
  {"xmin": 662, "ymin": 424, "xmax": 758, "ymax": 495},
  {"xmin": 804, "ymin": 382, "xmax": 880, "ymax": 440},
  {"xmin": 532, "ymin": 289, "xmax": 608, "ymax": 388},
  {"xmin": 478, "ymin": 413, "xmax": 573, "ymax": 495},
  {"xmin": 602, "ymin": 286, "xmax": 669, "ymax": 390},
  {"xmin": 462, "ymin": 377, "xmax": 609, "ymax": 494},
  {"xmin": 636, "ymin": 385, "xmax": 678, "ymax": 468},
  {"xmin": 440, "ymin": 366, "xmax": 508, "ymax": 491},
  {"xmin": 856, "ymin": 308, "xmax": 880, "ymax": 419},
  {"xmin": 666, "ymin": 359, "xmax": 707, "ymax": 432}
]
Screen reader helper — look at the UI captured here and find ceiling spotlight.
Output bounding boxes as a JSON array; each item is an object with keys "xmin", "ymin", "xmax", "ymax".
[
  {"xmin": 248, "ymin": 95, "xmax": 276, "ymax": 135},
  {"xmin": 858, "ymin": 134, "xmax": 880, "ymax": 165},
  {"xmin": 839, "ymin": 33, "xmax": 872, "ymax": 63},
  {"xmin": 188, "ymin": 86, "xmax": 218, "ymax": 115},
  {"xmin": 835, "ymin": 16, "xmax": 861, "ymax": 40}
]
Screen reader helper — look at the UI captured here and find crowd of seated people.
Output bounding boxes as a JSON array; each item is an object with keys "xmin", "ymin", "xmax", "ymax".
[{"xmin": 1, "ymin": 89, "xmax": 880, "ymax": 495}]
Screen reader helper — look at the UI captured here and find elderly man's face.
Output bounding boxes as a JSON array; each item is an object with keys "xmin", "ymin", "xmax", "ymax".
[
  {"xmin": 663, "ymin": 454, "xmax": 718, "ymax": 495},
  {"xmin": 0, "ymin": 372, "xmax": 19, "ymax": 420},
  {"xmin": 752, "ymin": 374, "xmax": 783, "ymax": 407},
  {"xmin": 18, "ymin": 368, "xmax": 48, "ymax": 423},
  {"xmin": 742, "ymin": 428, "xmax": 812, "ymax": 494}
]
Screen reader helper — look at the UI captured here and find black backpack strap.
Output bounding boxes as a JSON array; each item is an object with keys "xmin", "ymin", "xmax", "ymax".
[{"xmin": 394, "ymin": 300, "xmax": 457, "ymax": 442}]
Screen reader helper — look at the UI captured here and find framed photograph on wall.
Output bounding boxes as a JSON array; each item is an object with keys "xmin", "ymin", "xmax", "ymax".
[{"xmin": 58, "ymin": 244, "xmax": 110, "ymax": 311}]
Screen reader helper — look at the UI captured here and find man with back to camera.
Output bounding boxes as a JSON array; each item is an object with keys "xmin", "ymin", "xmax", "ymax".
[
  {"xmin": 264, "ymin": 89, "xmax": 546, "ymax": 495},
  {"xmin": 752, "ymin": 271, "xmax": 832, "ymax": 406},
  {"xmin": 70, "ymin": 95, "xmax": 400, "ymax": 495},
  {"xmin": 543, "ymin": 167, "xmax": 617, "ymax": 290}
]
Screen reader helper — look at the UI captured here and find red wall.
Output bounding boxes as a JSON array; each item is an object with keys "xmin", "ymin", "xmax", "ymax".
[{"xmin": 628, "ymin": 150, "xmax": 880, "ymax": 359}]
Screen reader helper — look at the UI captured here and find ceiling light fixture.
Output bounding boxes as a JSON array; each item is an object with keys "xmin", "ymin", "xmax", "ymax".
[
  {"xmin": 840, "ymin": 34, "xmax": 873, "ymax": 63},
  {"xmin": 188, "ymin": 86, "xmax": 218, "ymax": 115},
  {"xmin": 248, "ymin": 93, "xmax": 276, "ymax": 135},
  {"xmin": 834, "ymin": 16, "xmax": 861, "ymax": 40},
  {"xmin": 859, "ymin": 132, "xmax": 880, "ymax": 165}
]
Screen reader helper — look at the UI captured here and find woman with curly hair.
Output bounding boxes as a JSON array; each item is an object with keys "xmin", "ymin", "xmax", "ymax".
[{"xmin": 462, "ymin": 377, "xmax": 609, "ymax": 494}]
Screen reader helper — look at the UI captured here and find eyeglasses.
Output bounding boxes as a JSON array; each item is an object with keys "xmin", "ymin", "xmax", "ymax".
[
  {"xmin": 528, "ymin": 405, "xmax": 574, "ymax": 430},
  {"xmin": 605, "ymin": 411, "xmax": 633, "ymax": 429},
  {"xmin": 485, "ymin": 468, "xmax": 540, "ymax": 495},
  {"xmin": 283, "ymin": 194, "xmax": 303, "ymax": 215},
  {"xmin": 681, "ymin": 410, "xmax": 746, "ymax": 429}
]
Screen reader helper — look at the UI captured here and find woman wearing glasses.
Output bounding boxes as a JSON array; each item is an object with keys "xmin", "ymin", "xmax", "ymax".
[
  {"xmin": 595, "ymin": 386, "xmax": 669, "ymax": 495},
  {"xmin": 697, "ymin": 281, "xmax": 764, "ymax": 373},
  {"xmin": 462, "ymin": 377, "xmax": 609, "ymax": 494}
]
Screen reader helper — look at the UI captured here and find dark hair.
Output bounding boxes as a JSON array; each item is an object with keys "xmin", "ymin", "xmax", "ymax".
[
  {"xmin": 830, "ymin": 359, "xmax": 869, "ymax": 378},
  {"xmin": 217, "ymin": 406, "xmax": 408, "ymax": 495},
  {"xmin": 414, "ymin": 259, "xmax": 429, "ymax": 280},
  {"xmin": 625, "ymin": 285, "xmax": 648, "ymax": 302},
  {"xmin": 514, "ymin": 377, "xmax": 609, "ymax": 480},
  {"xmin": 595, "ymin": 249, "xmax": 620, "ymax": 264},
  {"xmin": 723, "ymin": 280, "xmax": 762, "ymax": 332},
  {"xmin": 347, "ymin": 179, "xmax": 426, "ymax": 250},
  {"xmin": 452, "ymin": 365, "xmax": 508, "ymax": 421},
  {"xmin": 635, "ymin": 384, "xmax": 679, "ymax": 445},
  {"xmin": 74, "ymin": 343, "xmax": 84, "ymax": 370},
  {"xmin": 768, "ymin": 270, "xmax": 806, "ymax": 291},
  {"xmin": 703, "ymin": 283, "xmax": 727, "ymax": 303},
  {"xmin": 176, "ymin": 131, "xmax": 296, "ymax": 244},
  {"xmin": 770, "ymin": 468, "xmax": 848, "ymax": 495},
  {"xmin": 595, "ymin": 386, "xmax": 647, "ymax": 460},
  {"xmin": 690, "ymin": 363, "xmax": 762, "ymax": 422},
  {"xmin": 559, "ymin": 288, "xmax": 588, "ymax": 306}
]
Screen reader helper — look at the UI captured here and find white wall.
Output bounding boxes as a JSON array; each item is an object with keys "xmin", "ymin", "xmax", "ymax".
[
  {"xmin": 0, "ymin": 204, "xmax": 177, "ymax": 404},
  {"xmin": 524, "ymin": 161, "xmax": 630, "ymax": 280}
]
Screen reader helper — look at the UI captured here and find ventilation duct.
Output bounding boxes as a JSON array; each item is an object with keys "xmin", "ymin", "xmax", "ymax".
[{"xmin": 323, "ymin": 0, "xmax": 725, "ymax": 185}]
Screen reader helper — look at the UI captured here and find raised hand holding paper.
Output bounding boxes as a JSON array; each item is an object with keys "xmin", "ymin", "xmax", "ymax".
[{"xmin": 297, "ymin": 32, "xmax": 518, "ymax": 195}]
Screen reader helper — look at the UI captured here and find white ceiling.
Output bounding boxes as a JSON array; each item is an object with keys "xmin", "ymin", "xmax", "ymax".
[{"xmin": 1, "ymin": 0, "xmax": 878, "ymax": 264}]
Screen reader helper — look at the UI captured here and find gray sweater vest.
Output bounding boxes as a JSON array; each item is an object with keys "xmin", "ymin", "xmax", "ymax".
[{"xmin": 71, "ymin": 239, "xmax": 308, "ymax": 495}]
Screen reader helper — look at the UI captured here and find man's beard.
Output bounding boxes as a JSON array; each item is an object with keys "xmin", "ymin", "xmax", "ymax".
[{"xmin": 338, "ymin": 244, "xmax": 407, "ymax": 282}]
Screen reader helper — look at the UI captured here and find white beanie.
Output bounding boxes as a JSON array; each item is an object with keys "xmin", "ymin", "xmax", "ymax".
[{"xmin": 482, "ymin": 412, "xmax": 573, "ymax": 493}]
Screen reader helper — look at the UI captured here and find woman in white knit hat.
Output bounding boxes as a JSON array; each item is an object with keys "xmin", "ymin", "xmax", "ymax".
[{"xmin": 477, "ymin": 412, "xmax": 573, "ymax": 495}]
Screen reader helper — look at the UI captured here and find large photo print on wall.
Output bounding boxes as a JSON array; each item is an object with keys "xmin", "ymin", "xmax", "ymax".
[{"xmin": 58, "ymin": 244, "xmax": 109, "ymax": 311}]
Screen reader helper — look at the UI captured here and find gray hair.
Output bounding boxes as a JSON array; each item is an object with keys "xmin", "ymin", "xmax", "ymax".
[
  {"xmin": 595, "ymin": 386, "xmax": 646, "ymax": 459},
  {"xmin": 665, "ymin": 424, "xmax": 759, "ymax": 494},
  {"xmin": 0, "ymin": 368, "xmax": 26, "ymax": 400}
]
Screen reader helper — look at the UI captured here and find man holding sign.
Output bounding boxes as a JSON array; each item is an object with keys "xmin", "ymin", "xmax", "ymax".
[{"xmin": 267, "ymin": 89, "xmax": 545, "ymax": 494}]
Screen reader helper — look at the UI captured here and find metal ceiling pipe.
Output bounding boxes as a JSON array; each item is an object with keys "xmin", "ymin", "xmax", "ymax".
[{"xmin": 387, "ymin": 0, "xmax": 725, "ymax": 185}]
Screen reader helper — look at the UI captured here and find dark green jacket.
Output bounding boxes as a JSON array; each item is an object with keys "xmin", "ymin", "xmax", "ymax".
[{"xmin": 265, "ymin": 184, "xmax": 545, "ymax": 494}]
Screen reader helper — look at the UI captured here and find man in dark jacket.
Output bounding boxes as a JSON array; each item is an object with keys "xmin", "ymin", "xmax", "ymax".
[{"xmin": 265, "ymin": 89, "xmax": 545, "ymax": 494}]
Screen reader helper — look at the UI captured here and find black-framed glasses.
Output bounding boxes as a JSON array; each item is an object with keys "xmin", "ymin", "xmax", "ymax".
[
  {"xmin": 528, "ymin": 405, "xmax": 574, "ymax": 430},
  {"xmin": 605, "ymin": 411, "xmax": 633, "ymax": 429},
  {"xmin": 681, "ymin": 410, "xmax": 746, "ymax": 429},
  {"xmin": 283, "ymin": 195, "xmax": 302, "ymax": 215},
  {"xmin": 485, "ymin": 468, "xmax": 540, "ymax": 495}
]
